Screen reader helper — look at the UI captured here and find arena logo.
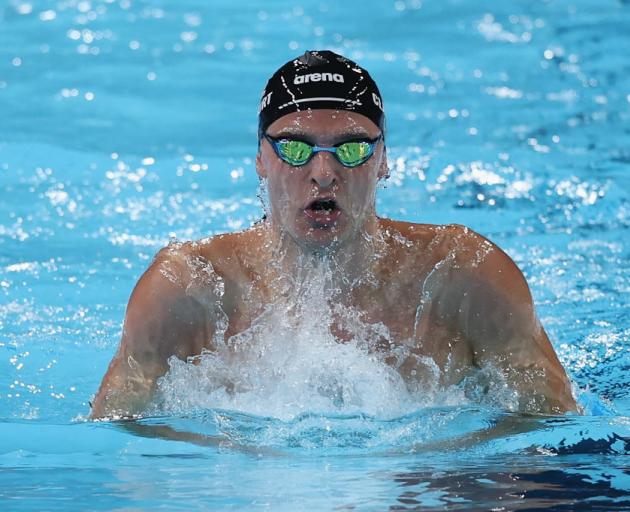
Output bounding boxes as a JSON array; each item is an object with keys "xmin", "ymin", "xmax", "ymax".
[{"xmin": 294, "ymin": 73, "xmax": 345, "ymax": 84}]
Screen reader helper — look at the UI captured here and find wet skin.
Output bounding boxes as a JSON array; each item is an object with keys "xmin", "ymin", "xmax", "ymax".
[{"xmin": 91, "ymin": 110, "xmax": 577, "ymax": 419}]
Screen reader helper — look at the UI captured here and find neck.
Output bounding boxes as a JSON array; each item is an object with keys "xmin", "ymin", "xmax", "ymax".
[{"xmin": 262, "ymin": 216, "xmax": 385, "ymax": 294}]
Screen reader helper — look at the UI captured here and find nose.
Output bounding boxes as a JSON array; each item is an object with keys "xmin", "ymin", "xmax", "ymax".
[{"xmin": 308, "ymin": 151, "xmax": 337, "ymax": 189}]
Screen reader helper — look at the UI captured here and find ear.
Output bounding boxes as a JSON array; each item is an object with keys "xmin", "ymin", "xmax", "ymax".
[
  {"xmin": 255, "ymin": 151, "xmax": 267, "ymax": 179},
  {"xmin": 377, "ymin": 146, "xmax": 389, "ymax": 180}
]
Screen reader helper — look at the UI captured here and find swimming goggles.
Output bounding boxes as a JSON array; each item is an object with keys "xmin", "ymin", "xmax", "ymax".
[{"xmin": 264, "ymin": 133, "xmax": 382, "ymax": 168}]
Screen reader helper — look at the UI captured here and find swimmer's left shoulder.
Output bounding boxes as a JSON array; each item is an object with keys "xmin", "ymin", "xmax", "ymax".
[
  {"xmin": 378, "ymin": 218, "xmax": 437, "ymax": 243},
  {"xmin": 381, "ymin": 220, "xmax": 525, "ymax": 279},
  {"xmin": 378, "ymin": 220, "xmax": 486, "ymax": 257},
  {"xmin": 441, "ymin": 224, "xmax": 533, "ymax": 301},
  {"xmin": 441, "ymin": 224, "xmax": 516, "ymax": 267},
  {"xmin": 379, "ymin": 219, "xmax": 484, "ymax": 242}
]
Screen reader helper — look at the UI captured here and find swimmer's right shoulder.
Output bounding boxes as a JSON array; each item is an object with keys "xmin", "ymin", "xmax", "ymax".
[
  {"xmin": 151, "ymin": 232, "xmax": 236, "ymax": 271},
  {"xmin": 134, "ymin": 239, "xmax": 229, "ymax": 307},
  {"xmin": 197, "ymin": 223, "xmax": 268, "ymax": 271},
  {"xmin": 151, "ymin": 223, "xmax": 268, "ymax": 284},
  {"xmin": 141, "ymin": 240, "xmax": 205, "ymax": 292}
]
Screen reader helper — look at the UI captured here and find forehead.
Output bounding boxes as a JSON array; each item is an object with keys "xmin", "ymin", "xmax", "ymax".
[{"xmin": 267, "ymin": 109, "xmax": 380, "ymax": 141}]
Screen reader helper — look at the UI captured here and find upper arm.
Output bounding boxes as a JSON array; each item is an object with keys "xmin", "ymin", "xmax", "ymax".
[
  {"xmin": 434, "ymin": 226, "xmax": 576, "ymax": 413},
  {"xmin": 91, "ymin": 244, "xmax": 224, "ymax": 419}
]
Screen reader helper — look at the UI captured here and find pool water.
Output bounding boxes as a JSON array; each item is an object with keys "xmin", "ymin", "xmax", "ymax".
[{"xmin": 1, "ymin": 0, "xmax": 629, "ymax": 510}]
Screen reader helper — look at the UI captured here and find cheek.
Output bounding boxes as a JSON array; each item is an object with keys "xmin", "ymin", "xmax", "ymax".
[
  {"xmin": 267, "ymin": 170, "xmax": 299, "ymax": 207},
  {"xmin": 347, "ymin": 172, "xmax": 378, "ymax": 203}
]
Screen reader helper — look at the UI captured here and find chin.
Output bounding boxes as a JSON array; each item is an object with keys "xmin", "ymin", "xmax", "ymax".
[
  {"xmin": 293, "ymin": 222, "xmax": 354, "ymax": 254},
  {"xmin": 273, "ymin": 210, "xmax": 360, "ymax": 253}
]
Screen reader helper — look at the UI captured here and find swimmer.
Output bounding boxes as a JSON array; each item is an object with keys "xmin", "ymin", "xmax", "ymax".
[{"xmin": 91, "ymin": 50, "xmax": 576, "ymax": 419}]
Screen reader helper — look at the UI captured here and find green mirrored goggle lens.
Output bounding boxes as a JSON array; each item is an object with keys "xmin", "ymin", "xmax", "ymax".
[
  {"xmin": 335, "ymin": 141, "xmax": 371, "ymax": 166},
  {"xmin": 277, "ymin": 140, "xmax": 313, "ymax": 165}
]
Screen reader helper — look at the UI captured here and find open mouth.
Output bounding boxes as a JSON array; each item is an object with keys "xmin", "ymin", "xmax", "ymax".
[
  {"xmin": 307, "ymin": 198, "xmax": 338, "ymax": 213},
  {"xmin": 304, "ymin": 198, "xmax": 341, "ymax": 225}
]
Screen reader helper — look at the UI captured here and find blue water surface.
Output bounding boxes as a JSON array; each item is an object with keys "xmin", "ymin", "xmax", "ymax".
[{"xmin": 1, "ymin": 0, "xmax": 629, "ymax": 510}]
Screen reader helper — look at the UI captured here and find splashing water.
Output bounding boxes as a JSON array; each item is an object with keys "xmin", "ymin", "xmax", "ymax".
[{"xmin": 154, "ymin": 257, "xmax": 519, "ymax": 425}]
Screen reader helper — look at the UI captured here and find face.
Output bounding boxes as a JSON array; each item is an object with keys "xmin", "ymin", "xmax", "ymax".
[{"xmin": 256, "ymin": 109, "xmax": 388, "ymax": 252}]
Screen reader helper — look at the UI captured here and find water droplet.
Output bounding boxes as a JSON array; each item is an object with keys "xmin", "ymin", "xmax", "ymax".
[{"xmin": 39, "ymin": 10, "xmax": 56, "ymax": 21}]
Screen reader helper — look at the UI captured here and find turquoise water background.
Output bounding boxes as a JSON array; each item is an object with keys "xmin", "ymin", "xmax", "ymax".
[{"xmin": 1, "ymin": 0, "xmax": 629, "ymax": 509}]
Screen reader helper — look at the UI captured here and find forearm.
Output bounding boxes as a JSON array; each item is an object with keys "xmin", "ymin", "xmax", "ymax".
[
  {"xmin": 501, "ymin": 359, "xmax": 576, "ymax": 414},
  {"xmin": 90, "ymin": 354, "xmax": 159, "ymax": 419},
  {"xmin": 470, "ymin": 324, "xmax": 577, "ymax": 414}
]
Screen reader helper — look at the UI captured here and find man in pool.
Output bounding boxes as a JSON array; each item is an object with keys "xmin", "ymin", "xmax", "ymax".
[{"xmin": 91, "ymin": 50, "xmax": 576, "ymax": 419}]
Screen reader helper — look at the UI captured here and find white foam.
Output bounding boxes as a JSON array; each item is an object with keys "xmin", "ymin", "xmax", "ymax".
[{"xmin": 153, "ymin": 257, "xmax": 520, "ymax": 420}]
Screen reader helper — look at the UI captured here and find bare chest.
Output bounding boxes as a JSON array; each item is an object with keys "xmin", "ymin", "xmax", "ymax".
[{"xmin": 217, "ymin": 276, "xmax": 472, "ymax": 386}]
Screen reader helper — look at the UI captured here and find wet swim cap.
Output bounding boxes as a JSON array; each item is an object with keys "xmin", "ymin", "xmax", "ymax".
[{"xmin": 258, "ymin": 50, "xmax": 385, "ymax": 137}]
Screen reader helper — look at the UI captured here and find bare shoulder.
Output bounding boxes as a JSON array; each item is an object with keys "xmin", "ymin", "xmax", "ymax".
[
  {"xmin": 381, "ymin": 219, "xmax": 524, "ymax": 287},
  {"xmin": 437, "ymin": 223, "xmax": 533, "ymax": 303},
  {"xmin": 378, "ymin": 218, "xmax": 444, "ymax": 261},
  {"xmin": 383, "ymin": 220, "xmax": 531, "ymax": 299},
  {"xmin": 126, "ymin": 231, "xmax": 242, "ymax": 316},
  {"xmin": 120, "ymin": 234, "xmax": 246, "ymax": 364},
  {"xmin": 146, "ymin": 221, "xmax": 263, "ymax": 278},
  {"xmin": 378, "ymin": 218, "xmax": 438, "ymax": 243},
  {"xmin": 378, "ymin": 219, "xmax": 537, "ymax": 330},
  {"xmin": 194, "ymin": 223, "xmax": 268, "ymax": 282}
]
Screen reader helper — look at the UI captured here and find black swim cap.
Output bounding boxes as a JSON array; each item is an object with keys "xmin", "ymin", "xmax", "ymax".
[{"xmin": 258, "ymin": 50, "xmax": 385, "ymax": 137}]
